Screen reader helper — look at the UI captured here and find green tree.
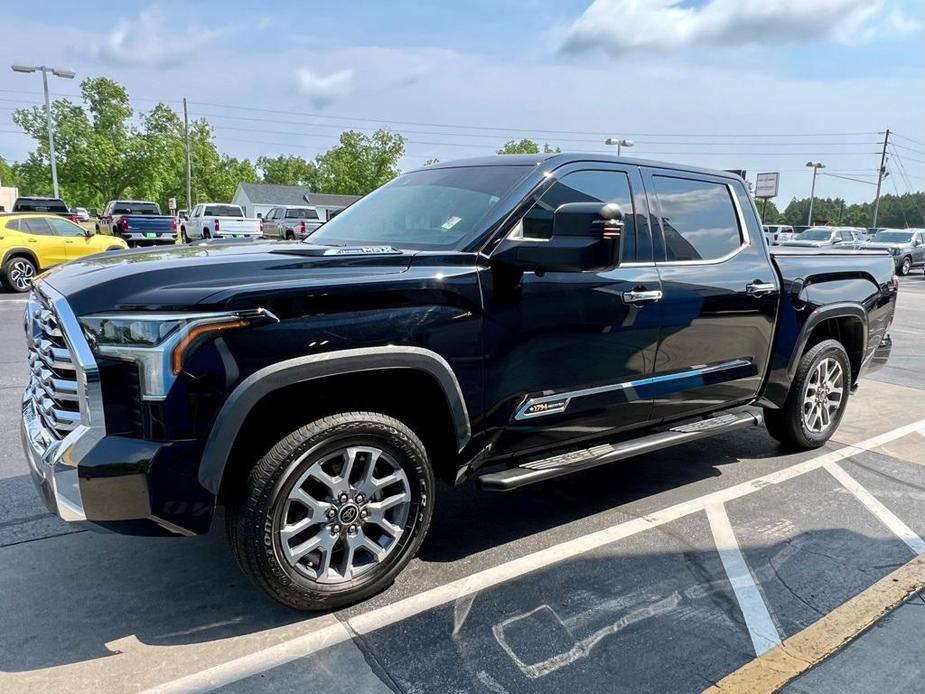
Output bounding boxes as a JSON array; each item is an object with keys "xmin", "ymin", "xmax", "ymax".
[
  {"xmin": 755, "ymin": 199, "xmax": 781, "ymax": 223},
  {"xmin": 496, "ymin": 139, "xmax": 560, "ymax": 155},
  {"xmin": 313, "ymin": 129, "xmax": 405, "ymax": 195},
  {"xmin": 0, "ymin": 156, "xmax": 17, "ymax": 188},
  {"xmin": 257, "ymin": 155, "xmax": 317, "ymax": 186}
]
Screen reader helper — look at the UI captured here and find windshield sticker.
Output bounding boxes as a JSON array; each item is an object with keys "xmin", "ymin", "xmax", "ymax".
[{"xmin": 442, "ymin": 215, "xmax": 462, "ymax": 230}]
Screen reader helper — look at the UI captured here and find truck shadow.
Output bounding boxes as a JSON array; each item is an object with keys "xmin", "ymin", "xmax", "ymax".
[
  {"xmin": 0, "ymin": 429, "xmax": 821, "ymax": 673},
  {"xmin": 422, "ymin": 426, "xmax": 809, "ymax": 563}
]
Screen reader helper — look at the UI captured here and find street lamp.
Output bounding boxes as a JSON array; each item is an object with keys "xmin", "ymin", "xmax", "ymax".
[
  {"xmin": 605, "ymin": 137, "xmax": 634, "ymax": 156},
  {"xmin": 10, "ymin": 63, "xmax": 76, "ymax": 199},
  {"xmin": 805, "ymin": 161, "xmax": 825, "ymax": 226}
]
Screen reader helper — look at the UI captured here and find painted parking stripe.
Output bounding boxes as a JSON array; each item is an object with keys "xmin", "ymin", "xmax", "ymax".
[
  {"xmin": 706, "ymin": 503, "xmax": 781, "ymax": 655},
  {"xmin": 705, "ymin": 553, "xmax": 925, "ymax": 693},
  {"xmin": 142, "ymin": 418, "xmax": 925, "ymax": 694},
  {"xmin": 824, "ymin": 461, "xmax": 925, "ymax": 554}
]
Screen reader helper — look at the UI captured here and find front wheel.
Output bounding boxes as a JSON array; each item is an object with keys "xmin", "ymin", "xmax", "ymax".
[
  {"xmin": 226, "ymin": 412, "xmax": 434, "ymax": 611},
  {"xmin": 1, "ymin": 255, "xmax": 37, "ymax": 292},
  {"xmin": 899, "ymin": 256, "xmax": 912, "ymax": 276},
  {"xmin": 764, "ymin": 339, "xmax": 851, "ymax": 449}
]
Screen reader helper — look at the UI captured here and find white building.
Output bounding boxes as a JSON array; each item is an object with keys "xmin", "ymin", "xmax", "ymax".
[{"xmin": 231, "ymin": 183, "xmax": 360, "ymax": 220}]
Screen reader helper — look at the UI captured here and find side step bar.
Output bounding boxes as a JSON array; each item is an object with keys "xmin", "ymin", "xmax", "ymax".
[{"xmin": 477, "ymin": 410, "xmax": 763, "ymax": 492}]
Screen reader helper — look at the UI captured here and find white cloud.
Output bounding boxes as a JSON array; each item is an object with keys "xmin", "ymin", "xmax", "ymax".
[
  {"xmin": 295, "ymin": 68, "xmax": 355, "ymax": 108},
  {"xmin": 560, "ymin": 0, "xmax": 921, "ymax": 55},
  {"xmin": 81, "ymin": 7, "xmax": 224, "ymax": 68}
]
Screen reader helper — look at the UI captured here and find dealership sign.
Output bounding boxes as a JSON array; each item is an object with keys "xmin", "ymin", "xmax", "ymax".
[{"xmin": 755, "ymin": 172, "xmax": 780, "ymax": 199}]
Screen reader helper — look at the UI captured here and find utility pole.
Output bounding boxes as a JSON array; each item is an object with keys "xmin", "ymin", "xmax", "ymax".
[
  {"xmin": 871, "ymin": 129, "xmax": 890, "ymax": 228},
  {"xmin": 183, "ymin": 97, "xmax": 192, "ymax": 212}
]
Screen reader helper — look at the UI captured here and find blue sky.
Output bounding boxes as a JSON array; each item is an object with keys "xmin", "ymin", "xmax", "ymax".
[{"xmin": 2, "ymin": 0, "xmax": 923, "ymax": 206}]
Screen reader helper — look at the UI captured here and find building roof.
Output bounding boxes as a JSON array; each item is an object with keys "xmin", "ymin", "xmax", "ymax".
[{"xmin": 234, "ymin": 183, "xmax": 360, "ymax": 208}]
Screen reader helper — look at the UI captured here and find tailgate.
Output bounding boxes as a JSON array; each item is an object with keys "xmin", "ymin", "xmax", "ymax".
[
  {"xmin": 121, "ymin": 215, "xmax": 175, "ymax": 234},
  {"xmin": 217, "ymin": 218, "xmax": 261, "ymax": 234}
]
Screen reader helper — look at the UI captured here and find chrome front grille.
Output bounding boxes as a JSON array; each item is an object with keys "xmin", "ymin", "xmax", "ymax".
[{"xmin": 25, "ymin": 292, "xmax": 84, "ymax": 440}]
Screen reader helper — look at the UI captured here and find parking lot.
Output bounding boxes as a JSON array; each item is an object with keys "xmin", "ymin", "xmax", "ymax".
[{"xmin": 0, "ymin": 276, "xmax": 922, "ymax": 693}]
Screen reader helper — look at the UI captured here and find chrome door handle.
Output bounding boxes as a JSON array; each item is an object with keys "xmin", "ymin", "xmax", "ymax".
[
  {"xmin": 623, "ymin": 289, "xmax": 663, "ymax": 305},
  {"xmin": 746, "ymin": 281, "xmax": 778, "ymax": 297}
]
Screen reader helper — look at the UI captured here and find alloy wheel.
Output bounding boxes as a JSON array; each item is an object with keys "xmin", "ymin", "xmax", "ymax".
[
  {"xmin": 9, "ymin": 260, "xmax": 35, "ymax": 291},
  {"xmin": 276, "ymin": 445, "xmax": 411, "ymax": 584},
  {"xmin": 802, "ymin": 357, "xmax": 844, "ymax": 433}
]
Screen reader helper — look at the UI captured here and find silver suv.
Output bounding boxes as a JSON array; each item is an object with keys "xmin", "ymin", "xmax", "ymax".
[{"xmin": 261, "ymin": 205, "xmax": 322, "ymax": 240}]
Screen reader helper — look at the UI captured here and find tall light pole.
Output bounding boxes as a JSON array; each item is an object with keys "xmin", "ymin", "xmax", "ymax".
[
  {"xmin": 605, "ymin": 137, "xmax": 634, "ymax": 156},
  {"xmin": 11, "ymin": 63, "xmax": 76, "ymax": 199},
  {"xmin": 805, "ymin": 161, "xmax": 825, "ymax": 226}
]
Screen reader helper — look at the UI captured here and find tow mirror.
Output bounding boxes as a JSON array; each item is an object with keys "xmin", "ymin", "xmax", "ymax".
[{"xmin": 493, "ymin": 202, "xmax": 623, "ymax": 273}]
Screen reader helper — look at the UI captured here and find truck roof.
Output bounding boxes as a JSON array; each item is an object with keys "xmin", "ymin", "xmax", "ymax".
[{"xmin": 418, "ymin": 153, "xmax": 747, "ymax": 183}]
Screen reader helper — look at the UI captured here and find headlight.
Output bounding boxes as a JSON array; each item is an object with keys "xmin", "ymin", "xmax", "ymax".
[
  {"xmin": 889, "ymin": 247, "xmax": 899, "ymax": 256},
  {"xmin": 79, "ymin": 310, "xmax": 275, "ymax": 399}
]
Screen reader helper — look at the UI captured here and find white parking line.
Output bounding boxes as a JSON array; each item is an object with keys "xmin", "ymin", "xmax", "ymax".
[
  {"xmin": 706, "ymin": 503, "xmax": 781, "ymax": 655},
  {"xmin": 824, "ymin": 461, "xmax": 925, "ymax": 554},
  {"xmin": 142, "ymin": 418, "xmax": 925, "ymax": 694}
]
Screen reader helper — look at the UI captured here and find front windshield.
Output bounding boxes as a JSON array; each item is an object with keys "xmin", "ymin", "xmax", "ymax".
[
  {"xmin": 796, "ymin": 228, "xmax": 834, "ymax": 241},
  {"xmin": 307, "ymin": 165, "xmax": 532, "ymax": 249},
  {"xmin": 873, "ymin": 231, "xmax": 913, "ymax": 243}
]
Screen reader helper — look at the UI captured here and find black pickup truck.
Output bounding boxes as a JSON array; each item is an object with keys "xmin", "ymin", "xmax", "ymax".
[{"xmin": 21, "ymin": 154, "xmax": 896, "ymax": 610}]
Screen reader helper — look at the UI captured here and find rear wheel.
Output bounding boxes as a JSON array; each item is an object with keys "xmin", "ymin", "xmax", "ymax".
[
  {"xmin": 899, "ymin": 256, "xmax": 912, "ymax": 276},
  {"xmin": 285, "ymin": 230, "xmax": 295, "ymax": 241},
  {"xmin": 1, "ymin": 255, "xmax": 37, "ymax": 292},
  {"xmin": 764, "ymin": 339, "xmax": 850, "ymax": 449},
  {"xmin": 180, "ymin": 227, "xmax": 190, "ymax": 244},
  {"xmin": 226, "ymin": 412, "xmax": 434, "ymax": 611},
  {"xmin": 203, "ymin": 228, "xmax": 212, "ymax": 240}
]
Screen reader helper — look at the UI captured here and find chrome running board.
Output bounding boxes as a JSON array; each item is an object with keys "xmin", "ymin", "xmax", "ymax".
[{"xmin": 477, "ymin": 410, "xmax": 763, "ymax": 491}]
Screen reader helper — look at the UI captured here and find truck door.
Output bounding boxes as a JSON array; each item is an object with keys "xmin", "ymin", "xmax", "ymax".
[
  {"xmin": 482, "ymin": 164, "xmax": 662, "ymax": 456},
  {"xmin": 644, "ymin": 169, "xmax": 780, "ymax": 423}
]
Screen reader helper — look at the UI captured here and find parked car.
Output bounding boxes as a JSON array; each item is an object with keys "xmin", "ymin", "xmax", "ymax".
[
  {"xmin": 781, "ymin": 226, "xmax": 860, "ymax": 249},
  {"xmin": 22, "ymin": 154, "xmax": 896, "ymax": 610},
  {"xmin": 181, "ymin": 203, "xmax": 262, "ymax": 242},
  {"xmin": 261, "ymin": 205, "xmax": 323, "ymax": 240},
  {"xmin": 0, "ymin": 212, "xmax": 127, "ymax": 292},
  {"xmin": 858, "ymin": 228, "xmax": 925, "ymax": 276},
  {"xmin": 762, "ymin": 224, "xmax": 793, "ymax": 246},
  {"xmin": 97, "ymin": 200, "xmax": 178, "ymax": 247},
  {"xmin": 12, "ymin": 196, "xmax": 79, "ymax": 223},
  {"xmin": 73, "ymin": 207, "xmax": 90, "ymax": 222}
]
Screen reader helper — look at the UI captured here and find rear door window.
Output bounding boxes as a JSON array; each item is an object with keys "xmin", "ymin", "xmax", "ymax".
[
  {"xmin": 22, "ymin": 218, "xmax": 55, "ymax": 235},
  {"xmin": 652, "ymin": 176, "xmax": 743, "ymax": 262}
]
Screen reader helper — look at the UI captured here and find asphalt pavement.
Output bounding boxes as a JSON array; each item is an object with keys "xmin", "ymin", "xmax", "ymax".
[{"xmin": 0, "ymin": 276, "xmax": 923, "ymax": 693}]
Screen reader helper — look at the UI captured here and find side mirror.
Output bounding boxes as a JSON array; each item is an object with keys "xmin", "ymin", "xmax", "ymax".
[{"xmin": 492, "ymin": 202, "xmax": 623, "ymax": 273}]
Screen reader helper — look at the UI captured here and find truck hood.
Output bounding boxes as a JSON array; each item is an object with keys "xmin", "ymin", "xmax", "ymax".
[
  {"xmin": 782, "ymin": 240, "xmax": 829, "ymax": 247},
  {"xmin": 39, "ymin": 241, "xmax": 416, "ymax": 315},
  {"xmin": 858, "ymin": 241, "xmax": 904, "ymax": 250}
]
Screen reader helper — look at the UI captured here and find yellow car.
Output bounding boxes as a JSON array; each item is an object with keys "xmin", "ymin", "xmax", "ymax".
[{"xmin": 0, "ymin": 213, "xmax": 128, "ymax": 292}]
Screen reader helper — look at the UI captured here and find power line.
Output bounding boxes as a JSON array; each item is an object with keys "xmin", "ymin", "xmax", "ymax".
[
  {"xmin": 821, "ymin": 172, "xmax": 878, "ymax": 185},
  {"xmin": 892, "ymin": 131, "xmax": 925, "ymax": 147},
  {"xmin": 891, "ymin": 142, "xmax": 925, "ymax": 157}
]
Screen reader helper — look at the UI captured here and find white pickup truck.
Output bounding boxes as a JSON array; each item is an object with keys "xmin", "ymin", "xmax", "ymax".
[{"xmin": 181, "ymin": 203, "xmax": 263, "ymax": 242}]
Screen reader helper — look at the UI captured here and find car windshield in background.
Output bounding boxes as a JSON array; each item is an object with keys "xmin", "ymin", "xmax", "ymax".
[
  {"xmin": 873, "ymin": 231, "xmax": 913, "ymax": 243},
  {"xmin": 797, "ymin": 228, "xmax": 834, "ymax": 240},
  {"xmin": 307, "ymin": 165, "xmax": 531, "ymax": 249},
  {"xmin": 205, "ymin": 205, "xmax": 244, "ymax": 217},
  {"xmin": 113, "ymin": 203, "xmax": 160, "ymax": 215}
]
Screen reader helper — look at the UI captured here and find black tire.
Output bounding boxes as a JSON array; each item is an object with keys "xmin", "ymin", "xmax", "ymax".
[
  {"xmin": 763, "ymin": 339, "xmax": 851, "ymax": 449},
  {"xmin": 1, "ymin": 255, "xmax": 37, "ymax": 292},
  {"xmin": 285, "ymin": 230, "xmax": 295, "ymax": 241},
  {"xmin": 203, "ymin": 228, "xmax": 212, "ymax": 240},
  {"xmin": 180, "ymin": 227, "xmax": 190, "ymax": 244},
  {"xmin": 226, "ymin": 412, "xmax": 435, "ymax": 611},
  {"xmin": 899, "ymin": 256, "xmax": 912, "ymax": 276}
]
